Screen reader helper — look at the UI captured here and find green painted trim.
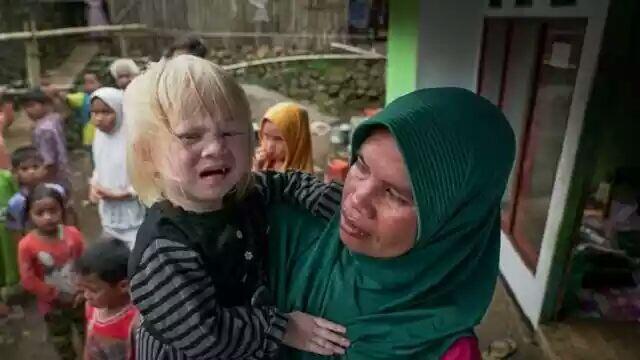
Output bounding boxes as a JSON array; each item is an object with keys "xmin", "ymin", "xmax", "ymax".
[{"xmin": 385, "ymin": 0, "xmax": 420, "ymax": 104}]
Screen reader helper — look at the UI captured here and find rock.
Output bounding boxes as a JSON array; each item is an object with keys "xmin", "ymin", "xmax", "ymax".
[
  {"xmin": 325, "ymin": 66, "xmax": 349, "ymax": 84},
  {"xmin": 298, "ymin": 88, "xmax": 312, "ymax": 99},
  {"xmin": 339, "ymin": 89, "xmax": 354, "ymax": 101},
  {"xmin": 288, "ymin": 87, "xmax": 301, "ymax": 98},
  {"xmin": 328, "ymin": 84, "xmax": 341, "ymax": 96},
  {"xmin": 313, "ymin": 92, "xmax": 331, "ymax": 105},
  {"xmin": 356, "ymin": 79, "xmax": 369, "ymax": 89},
  {"xmin": 352, "ymin": 71, "xmax": 367, "ymax": 81}
]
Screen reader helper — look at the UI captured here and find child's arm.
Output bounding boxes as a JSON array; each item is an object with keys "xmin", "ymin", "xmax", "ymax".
[
  {"xmin": 34, "ymin": 130, "xmax": 59, "ymax": 183},
  {"xmin": 253, "ymin": 171, "xmax": 343, "ymax": 221},
  {"xmin": 131, "ymin": 239, "xmax": 347, "ymax": 359},
  {"xmin": 18, "ymin": 239, "xmax": 58, "ymax": 303},
  {"xmin": 131, "ymin": 238, "xmax": 286, "ymax": 358}
]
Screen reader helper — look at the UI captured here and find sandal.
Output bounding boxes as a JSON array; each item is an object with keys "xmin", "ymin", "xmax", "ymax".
[{"xmin": 482, "ymin": 338, "xmax": 518, "ymax": 360}]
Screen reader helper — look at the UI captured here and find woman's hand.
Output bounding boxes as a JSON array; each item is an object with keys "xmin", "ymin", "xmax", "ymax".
[{"xmin": 283, "ymin": 311, "xmax": 350, "ymax": 356}]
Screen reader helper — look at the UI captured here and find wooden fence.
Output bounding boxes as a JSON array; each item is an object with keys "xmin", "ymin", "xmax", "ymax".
[{"xmin": 108, "ymin": 0, "xmax": 351, "ymax": 49}]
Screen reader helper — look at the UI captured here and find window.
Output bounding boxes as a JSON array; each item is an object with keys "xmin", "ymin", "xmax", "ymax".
[
  {"xmin": 551, "ymin": 0, "xmax": 577, "ymax": 7},
  {"xmin": 515, "ymin": 0, "xmax": 533, "ymax": 7},
  {"xmin": 489, "ymin": 0, "xmax": 502, "ymax": 8}
]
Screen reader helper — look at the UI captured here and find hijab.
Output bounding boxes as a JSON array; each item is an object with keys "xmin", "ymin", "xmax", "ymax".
[
  {"xmin": 91, "ymin": 87, "xmax": 130, "ymax": 191},
  {"xmin": 278, "ymin": 88, "xmax": 516, "ymax": 359},
  {"xmin": 260, "ymin": 102, "xmax": 313, "ymax": 172}
]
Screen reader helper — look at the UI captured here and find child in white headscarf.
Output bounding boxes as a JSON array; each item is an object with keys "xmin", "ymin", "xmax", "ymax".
[{"xmin": 89, "ymin": 87, "xmax": 144, "ymax": 248}]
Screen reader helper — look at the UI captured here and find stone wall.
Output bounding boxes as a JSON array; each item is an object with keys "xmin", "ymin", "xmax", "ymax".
[
  {"xmin": 219, "ymin": 45, "xmax": 385, "ymax": 117},
  {"xmin": 80, "ymin": 44, "xmax": 386, "ymax": 118}
]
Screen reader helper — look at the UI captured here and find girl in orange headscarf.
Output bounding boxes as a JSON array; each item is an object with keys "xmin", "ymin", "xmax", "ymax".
[{"xmin": 254, "ymin": 102, "xmax": 313, "ymax": 172}]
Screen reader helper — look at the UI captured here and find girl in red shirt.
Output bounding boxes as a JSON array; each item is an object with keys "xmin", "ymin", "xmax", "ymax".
[{"xmin": 18, "ymin": 184, "xmax": 85, "ymax": 360}]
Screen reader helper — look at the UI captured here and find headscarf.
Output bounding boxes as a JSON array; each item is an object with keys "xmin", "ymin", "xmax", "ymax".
[
  {"xmin": 276, "ymin": 88, "xmax": 515, "ymax": 359},
  {"xmin": 91, "ymin": 87, "xmax": 129, "ymax": 191},
  {"xmin": 260, "ymin": 102, "xmax": 313, "ymax": 172},
  {"xmin": 109, "ymin": 58, "xmax": 141, "ymax": 80}
]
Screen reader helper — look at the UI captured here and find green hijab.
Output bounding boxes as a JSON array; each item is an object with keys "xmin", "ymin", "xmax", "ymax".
[{"xmin": 273, "ymin": 88, "xmax": 515, "ymax": 359}]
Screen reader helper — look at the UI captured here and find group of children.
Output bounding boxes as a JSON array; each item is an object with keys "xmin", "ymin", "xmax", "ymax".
[
  {"xmin": 0, "ymin": 34, "xmax": 344, "ymax": 360},
  {"xmin": 0, "ymin": 53, "xmax": 145, "ymax": 359}
]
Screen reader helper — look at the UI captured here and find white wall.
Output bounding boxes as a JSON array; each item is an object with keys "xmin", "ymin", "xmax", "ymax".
[
  {"xmin": 415, "ymin": 0, "xmax": 485, "ymax": 90},
  {"xmin": 491, "ymin": 0, "xmax": 611, "ymax": 326}
]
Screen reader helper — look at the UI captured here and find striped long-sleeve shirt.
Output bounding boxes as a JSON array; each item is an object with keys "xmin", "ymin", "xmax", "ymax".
[{"xmin": 130, "ymin": 171, "xmax": 343, "ymax": 360}]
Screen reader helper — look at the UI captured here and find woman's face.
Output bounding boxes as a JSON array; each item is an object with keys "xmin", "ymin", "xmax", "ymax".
[
  {"xmin": 340, "ymin": 130, "xmax": 418, "ymax": 258},
  {"xmin": 260, "ymin": 120, "xmax": 287, "ymax": 163},
  {"xmin": 154, "ymin": 116, "xmax": 251, "ymax": 212}
]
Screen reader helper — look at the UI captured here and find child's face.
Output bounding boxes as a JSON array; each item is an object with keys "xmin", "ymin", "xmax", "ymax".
[
  {"xmin": 116, "ymin": 74, "xmax": 133, "ymax": 89},
  {"xmin": 16, "ymin": 158, "xmax": 46, "ymax": 187},
  {"xmin": 155, "ymin": 117, "xmax": 251, "ymax": 210},
  {"xmin": 83, "ymin": 74, "xmax": 101, "ymax": 94},
  {"xmin": 91, "ymin": 98, "xmax": 117, "ymax": 133},
  {"xmin": 30, "ymin": 197, "xmax": 63, "ymax": 235},
  {"xmin": 76, "ymin": 273, "xmax": 129, "ymax": 309},
  {"xmin": 24, "ymin": 101, "xmax": 47, "ymax": 120},
  {"xmin": 260, "ymin": 120, "xmax": 287, "ymax": 163}
]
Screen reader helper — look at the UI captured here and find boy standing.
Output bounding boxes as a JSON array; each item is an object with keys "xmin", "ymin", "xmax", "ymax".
[
  {"xmin": 22, "ymin": 89, "xmax": 71, "ymax": 193},
  {"xmin": 6, "ymin": 146, "xmax": 48, "ymax": 231},
  {"xmin": 75, "ymin": 239, "xmax": 138, "ymax": 360}
]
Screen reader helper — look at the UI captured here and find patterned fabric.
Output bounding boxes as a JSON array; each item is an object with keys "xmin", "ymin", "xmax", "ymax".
[
  {"xmin": 32, "ymin": 112, "xmax": 71, "ymax": 191},
  {"xmin": 129, "ymin": 171, "xmax": 342, "ymax": 360},
  {"xmin": 44, "ymin": 305, "xmax": 85, "ymax": 360},
  {"xmin": 18, "ymin": 226, "xmax": 85, "ymax": 314},
  {"xmin": 85, "ymin": 303, "xmax": 139, "ymax": 360}
]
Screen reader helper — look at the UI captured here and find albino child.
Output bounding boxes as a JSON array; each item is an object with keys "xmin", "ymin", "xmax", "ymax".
[{"xmin": 125, "ymin": 55, "xmax": 349, "ymax": 359}]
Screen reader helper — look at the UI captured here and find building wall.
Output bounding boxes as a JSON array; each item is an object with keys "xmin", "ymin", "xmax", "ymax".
[
  {"xmin": 415, "ymin": 0, "xmax": 484, "ymax": 90},
  {"xmin": 385, "ymin": 0, "xmax": 420, "ymax": 102}
]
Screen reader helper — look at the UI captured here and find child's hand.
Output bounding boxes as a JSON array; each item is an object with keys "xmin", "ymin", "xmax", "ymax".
[
  {"xmin": 72, "ymin": 293, "xmax": 85, "ymax": 308},
  {"xmin": 89, "ymin": 184, "xmax": 102, "ymax": 203},
  {"xmin": 282, "ymin": 311, "xmax": 350, "ymax": 356}
]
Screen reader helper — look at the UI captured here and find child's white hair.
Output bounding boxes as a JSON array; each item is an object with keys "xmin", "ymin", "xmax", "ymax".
[{"xmin": 124, "ymin": 55, "xmax": 254, "ymax": 206}]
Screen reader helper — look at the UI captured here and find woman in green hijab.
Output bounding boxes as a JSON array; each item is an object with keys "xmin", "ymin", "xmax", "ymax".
[{"xmin": 268, "ymin": 87, "xmax": 516, "ymax": 359}]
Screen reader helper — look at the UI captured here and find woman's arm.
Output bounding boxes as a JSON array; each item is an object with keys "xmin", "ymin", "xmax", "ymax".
[{"xmin": 253, "ymin": 171, "xmax": 343, "ymax": 221}]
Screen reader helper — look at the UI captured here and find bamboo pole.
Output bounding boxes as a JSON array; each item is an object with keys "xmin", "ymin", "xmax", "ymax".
[
  {"xmin": 144, "ymin": 27, "xmax": 369, "ymax": 40},
  {"xmin": 222, "ymin": 53, "xmax": 386, "ymax": 71},
  {"xmin": 0, "ymin": 24, "xmax": 146, "ymax": 41},
  {"xmin": 24, "ymin": 20, "xmax": 41, "ymax": 87}
]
